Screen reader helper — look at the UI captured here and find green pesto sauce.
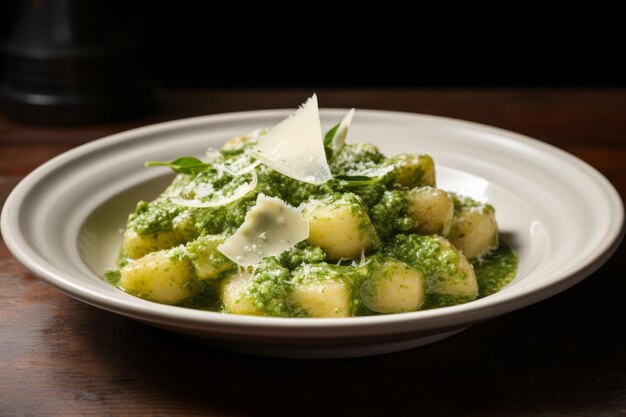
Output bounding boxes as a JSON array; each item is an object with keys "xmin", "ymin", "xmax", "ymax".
[
  {"xmin": 349, "ymin": 254, "xmax": 386, "ymax": 316},
  {"xmin": 472, "ymin": 240, "xmax": 518, "ymax": 297},
  {"xmin": 129, "ymin": 199, "xmax": 183, "ymax": 235},
  {"xmin": 256, "ymin": 165, "xmax": 329, "ymax": 206},
  {"xmin": 274, "ymin": 242, "xmax": 327, "ymax": 270},
  {"xmin": 387, "ymin": 234, "xmax": 454, "ymax": 278},
  {"xmin": 128, "ymin": 174, "xmax": 194, "ymax": 234},
  {"xmin": 177, "ymin": 279, "xmax": 222, "ymax": 311},
  {"xmin": 330, "ymin": 142, "xmax": 385, "ymax": 174},
  {"xmin": 104, "ymin": 269, "xmax": 121, "ymax": 286},
  {"xmin": 370, "ymin": 190, "xmax": 416, "ymax": 239},
  {"xmin": 389, "ymin": 154, "xmax": 432, "ymax": 188},
  {"xmin": 423, "ymin": 293, "xmax": 475, "ymax": 309},
  {"xmin": 245, "ymin": 259, "xmax": 296, "ymax": 316},
  {"xmin": 450, "ymin": 192, "xmax": 494, "ymax": 216}
]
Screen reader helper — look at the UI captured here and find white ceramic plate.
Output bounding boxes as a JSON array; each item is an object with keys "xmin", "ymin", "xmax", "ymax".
[{"xmin": 2, "ymin": 110, "xmax": 623, "ymax": 358}]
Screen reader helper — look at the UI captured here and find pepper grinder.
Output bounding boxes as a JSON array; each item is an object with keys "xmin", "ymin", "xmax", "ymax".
[{"xmin": 1, "ymin": 0, "xmax": 151, "ymax": 125}]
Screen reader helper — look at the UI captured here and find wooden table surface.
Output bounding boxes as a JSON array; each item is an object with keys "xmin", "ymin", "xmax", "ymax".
[{"xmin": 1, "ymin": 89, "xmax": 625, "ymax": 417}]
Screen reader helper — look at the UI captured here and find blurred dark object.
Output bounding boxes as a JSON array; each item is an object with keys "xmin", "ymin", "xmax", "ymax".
[{"xmin": 0, "ymin": 0, "xmax": 151, "ymax": 125}]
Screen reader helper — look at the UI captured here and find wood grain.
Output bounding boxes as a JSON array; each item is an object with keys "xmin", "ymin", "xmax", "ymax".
[{"xmin": 1, "ymin": 89, "xmax": 624, "ymax": 417}]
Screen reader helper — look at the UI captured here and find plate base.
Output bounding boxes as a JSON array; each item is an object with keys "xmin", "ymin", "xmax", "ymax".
[{"xmin": 190, "ymin": 328, "xmax": 466, "ymax": 359}]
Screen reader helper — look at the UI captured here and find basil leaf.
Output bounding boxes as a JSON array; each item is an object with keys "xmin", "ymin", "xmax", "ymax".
[
  {"xmin": 324, "ymin": 123, "xmax": 340, "ymax": 147},
  {"xmin": 168, "ymin": 156, "xmax": 205, "ymax": 167},
  {"xmin": 335, "ymin": 175, "xmax": 372, "ymax": 181},
  {"xmin": 334, "ymin": 174, "xmax": 386, "ymax": 187},
  {"xmin": 145, "ymin": 157, "xmax": 211, "ymax": 175},
  {"xmin": 334, "ymin": 163, "xmax": 396, "ymax": 187},
  {"xmin": 323, "ymin": 123, "xmax": 340, "ymax": 160}
]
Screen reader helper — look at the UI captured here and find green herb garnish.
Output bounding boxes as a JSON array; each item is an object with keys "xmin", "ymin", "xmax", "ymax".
[{"xmin": 145, "ymin": 157, "xmax": 211, "ymax": 175}]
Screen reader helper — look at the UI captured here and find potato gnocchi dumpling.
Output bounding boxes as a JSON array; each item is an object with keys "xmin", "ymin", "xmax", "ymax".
[
  {"xmin": 122, "ymin": 212, "xmax": 195, "ymax": 260},
  {"xmin": 391, "ymin": 154, "xmax": 436, "ymax": 188},
  {"xmin": 450, "ymin": 196, "xmax": 498, "ymax": 260},
  {"xmin": 408, "ymin": 186, "xmax": 455, "ymax": 236},
  {"xmin": 220, "ymin": 268, "xmax": 266, "ymax": 316},
  {"xmin": 120, "ymin": 248, "xmax": 194, "ymax": 304},
  {"xmin": 107, "ymin": 99, "xmax": 516, "ymax": 317},
  {"xmin": 388, "ymin": 234, "xmax": 478, "ymax": 307},
  {"xmin": 303, "ymin": 193, "xmax": 378, "ymax": 260},
  {"xmin": 290, "ymin": 264, "xmax": 354, "ymax": 318},
  {"xmin": 360, "ymin": 258, "xmax": 425, "ymax": 314},
  {"xmin": 186, "ymin": 234, "xmax": 234, "ymax": 280}
]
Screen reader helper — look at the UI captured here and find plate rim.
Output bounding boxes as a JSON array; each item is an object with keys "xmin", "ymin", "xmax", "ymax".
[{"xmin": 2, "ymin": 108, "xmax": 624, "ymax": 336}]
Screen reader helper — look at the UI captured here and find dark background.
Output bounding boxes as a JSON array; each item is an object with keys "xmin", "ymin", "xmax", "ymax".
[
  {"xmin": 133, "ymin": 26, "xmax": 626, "ymax": 88},
  {"xmin": 1, "ymin": 2, "xmax": 624, "ymax": 88}
]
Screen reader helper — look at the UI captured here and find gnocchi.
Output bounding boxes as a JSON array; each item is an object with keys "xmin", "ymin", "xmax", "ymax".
[{"xmin": 108, "ymin": 97, "xmax": 516, "ymax": 317}]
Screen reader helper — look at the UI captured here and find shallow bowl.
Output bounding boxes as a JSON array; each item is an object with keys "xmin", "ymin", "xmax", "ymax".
[{"xmin": 2, "ymin": 109, "xmax": 623, "ymax": 358}]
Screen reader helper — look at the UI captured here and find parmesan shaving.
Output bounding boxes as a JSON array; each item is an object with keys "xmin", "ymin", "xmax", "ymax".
[
  {"xmin": 218, "ymin": 194, "xmax": 309, "ymax": 266},
  {"xmin": 172, "ymin": 171, "xmax": 257, "ymax": 208},
  {"xmin": 250, "ymin": 94, "xmax": 332, "ymax": 185}
]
